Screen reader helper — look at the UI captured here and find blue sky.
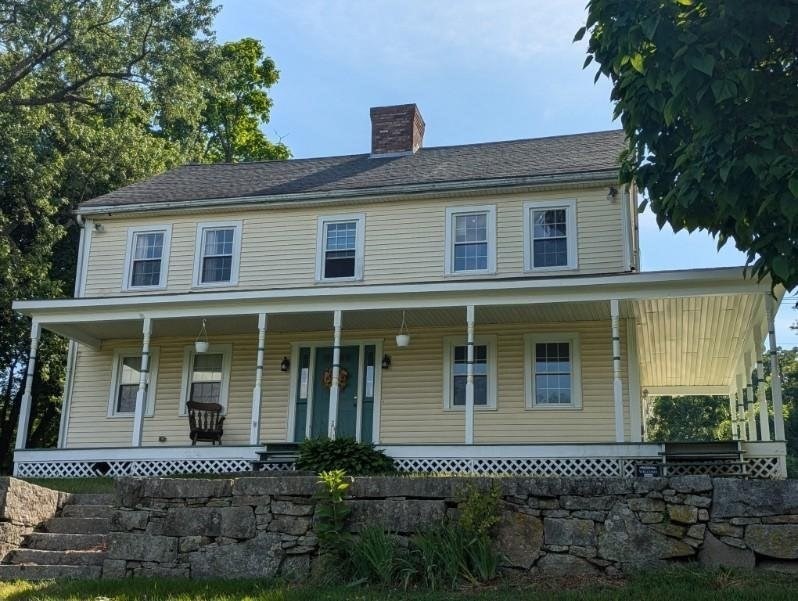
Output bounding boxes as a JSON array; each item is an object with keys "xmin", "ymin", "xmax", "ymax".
[{"xmin": 214, "ymin": 0, "xmax": 796, "ymax": 344}]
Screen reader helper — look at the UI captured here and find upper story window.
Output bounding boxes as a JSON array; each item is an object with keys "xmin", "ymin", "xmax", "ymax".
[
  {"xmin": 193, "ymin": 222, "xmax": 242, "ymax": 287},
  {"xmin": 442, "ymin": 335, "xmax": 497, "ymax": 409},
  {"xmin": 315, "ymin": 214, "xmax": 365, "ymax": 281},
  {"xmin": 524, "ymin": 333, "xmax": 582, "ymax": 409},
  {"xmin": 523, "ymin": 200, "xmax": 577, "ymax": 271},
  {"xmin": 107, "ymin": 347, "xmax": 159, "ymax": 417},
  {"xmin": 122, "ymin": 226, "xmax": 171, "ymax": 291},
  {"xmin": 444, "ymin": 206, "xmax": 496, "ymax": 275}
]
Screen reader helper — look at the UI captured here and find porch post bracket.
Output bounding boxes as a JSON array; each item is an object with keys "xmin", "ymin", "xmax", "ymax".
[
  {"xmin": 15, "ymin": 319, "xmax": 42, "ymax": 450},
  {"xmin": 610, "ymin": 299, "xmax": 624, "ymax": 443},
  {"xmin": 465, "ymin": 304, "xmax": 475, "ymax": 445},
  {"xmin": 131, "ymin": 316, "xmax": 153, "ymax": 447},
  {"xmin": 251, "ymin": 312, "xmax": 268, "ymax": 445},
  {"xmin": 328, "ymin": 310, "xmax": 343, "ymax": 439},
  {"xmin": 765, "ymin": 297, "xmax": 786, "ymax": 441}
]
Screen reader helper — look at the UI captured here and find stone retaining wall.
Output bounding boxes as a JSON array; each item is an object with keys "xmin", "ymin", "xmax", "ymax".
[
  {"xmin": 106, "ymin": 475, "xmax": 798, "ymax": 580},
  {"xmin": 0, "ymin": 478, "xmax": 67, "ymax": 560}
]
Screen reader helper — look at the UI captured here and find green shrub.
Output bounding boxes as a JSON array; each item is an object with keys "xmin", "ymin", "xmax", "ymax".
[
  {"xmin": 349, "ymin": 525, "xmax": 403, "ymax": 586},
  {"xmin": 298, "ymin": 437, "xmax": 396, "ymax": 475},
  {"xmin": 456, "ymin": 480, "xmax": 502, "ymax": 536},
  {"xmin": 787, "ymin": 454, "xmax": 798, "ymax": 479},
  {"xmin": 314, "ymin": 469, "xmax": 353, "ymax": 577}
]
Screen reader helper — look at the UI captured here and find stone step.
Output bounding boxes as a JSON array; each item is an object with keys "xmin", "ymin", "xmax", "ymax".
[
  {"xmin": 67, "ymin": 493, "xmax": 114, "ymax": 506},
  {"xmin": 45, "ymin": 517, "xmax": 111, "ymax": 534},
  {"xmin": 7, "ymin": 548, "xmax": 106, "ymax": 566},
  {"xmin": 24, "ymin": 533, "xmax": 107, "ymax": 552},
  {"xmin": 0, "ymin": 564, "xmax": 102, "ymax": 580},
  {"xmin": 61, "ymin": 504, "xmax": 114, "ymax": 519}
]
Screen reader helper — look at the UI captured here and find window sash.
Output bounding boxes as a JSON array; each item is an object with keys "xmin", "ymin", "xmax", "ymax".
[
  {"xmin": 452, "ymin": 344, "xmax": 488, "ymax": 406},
  {"xmin": 533, "ymin": 342, "xmax": 573, "ymax": 405},
  {"xmin": 452, "ymin": 212, "xmax": 488, "ymax": 272},
  {"xmin": 323, "ymin": 221, "xmax": 358, "ymax": 278},
  {"xmin": 200, "ymin": 228, "xmax": 235, "ymax": 283},
  {"xmin": 129, "ymin": 231, "xmax": 165, "ymax": 287},
  {"xmin": 525, "ymin": 203, "xmax": 575, "ymax": 271},
  {"xmin": 189, "ymin": 353, "xmax": 223, "ymax": 404}
]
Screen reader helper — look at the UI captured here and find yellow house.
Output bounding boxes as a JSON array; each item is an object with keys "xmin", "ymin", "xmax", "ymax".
[{"xmin": 12, "ymin": 104, "xmax": 788, "ymax": 478}]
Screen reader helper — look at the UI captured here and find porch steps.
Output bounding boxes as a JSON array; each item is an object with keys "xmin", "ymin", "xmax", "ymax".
[
  {"xmin": 252, "ymin": 442, "xmax": 300, "ymax": 470},
  {"xmin": 0, "ymin": 493, "xmax": 112, "ymax": 580}
]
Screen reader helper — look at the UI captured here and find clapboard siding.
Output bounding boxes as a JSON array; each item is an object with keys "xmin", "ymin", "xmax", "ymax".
[
  {"xmin": 64, "ymin": 320, "xmax": 631, "ymax": 447},
  {"xmin": 82, "ymin": 187, "xmax": 626, "ymax": 297}
]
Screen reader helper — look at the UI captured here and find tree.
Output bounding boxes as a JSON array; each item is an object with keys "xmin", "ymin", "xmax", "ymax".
[
  {"xmin": 0, "ymin": 1, "xmax": 289, "ymax": 472},
  {"xmin": 646, "ymin": 395, "xmax": 730, "ymax": 442},
  {"xmin": 577, "ymin": 1, "xmax": 798, "ymax": 289}
]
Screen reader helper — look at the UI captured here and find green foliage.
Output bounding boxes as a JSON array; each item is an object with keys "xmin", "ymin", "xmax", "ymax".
[
  {"xmin": 314, "ymin": 469, "xmax": 353, "ymax": 559},
  {"xmin": 349, "ymin": 526, "xmax": 403, "ymax": 587},
  {"xmin": 0, "ymin": 1, "xmax": 289, "ymax": 471},
  {"xmin": 456, "ymin": 481, "xmax": 502, "ymax": 536},
  {"xmin": 646, "ymin": 396, "xmax": 731, "ymax": 442},
  {"xmin": 578, "ymin": 1, "xmax": 798, "ymax": 289},
  {"xmin": 298, "ymin": 437, "xmax": 396, "ymax": 475}
]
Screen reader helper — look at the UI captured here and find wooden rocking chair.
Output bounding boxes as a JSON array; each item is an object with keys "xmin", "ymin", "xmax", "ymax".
[{"xmin": 186, "ymin": 401, "xmax": 225, "ymax": 445}]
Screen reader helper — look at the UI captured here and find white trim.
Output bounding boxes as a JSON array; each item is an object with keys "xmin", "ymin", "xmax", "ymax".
[
  {"xmin": 121, "ymin": 225, "xmax": 172, "ymax": 291},
  {"xmin": 107, "ymin": 347, "xmax": 160, "ymax": 418},
  {"xmin": 15, "ymin": 446, "xmax": 260, "ymax": 462},
  {"xmin": 524, "ymin": 332, "xmax": 583, "ymax": 410},
  {"xmin": 178, "ymin": 343, "xmax": 233, "ymax": 415},
  {"xmin": 444, "ymin": 205, "xmax": 497, "ymax": 276},
  {"xmin": 192, "ymin": 221, "xmax": 243, "ymax": 288},
  {"xmin": 523, "ymin": 199, "xmax": 578, "ymax": 272},
  {"xmin": 442, "ymin": 334, "xmax": 498, "ymax": 410},
  {"xmin": 315, "ymin": 213, "xmax": 366, "ymax": 282},
  {"xmin": 627, "ymin": 319, "xmax": 642, "ymax": 442}
]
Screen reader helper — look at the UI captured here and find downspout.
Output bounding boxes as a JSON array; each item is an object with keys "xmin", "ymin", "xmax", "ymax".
[{"xmin": 57, "ymin": 215, "xmax": 92, "ymax": 448}]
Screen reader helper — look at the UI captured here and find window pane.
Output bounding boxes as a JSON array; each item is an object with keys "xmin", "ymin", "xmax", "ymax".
[
  {"xmin": 204, "ymin": 228, "xmax": 234, "ymax": 256},
  {"xmin": 454, "ymin": 213, "xmax": 486, "ymax": 243},
  {"xmin": 534, "ymin": 342, "xmax": 572, "ymax": 405},
  {"xmin": 202, "ymin": 255, "xmax": 232, "ymax": 283},
  {"xmin": 454, "ymin": 242, "xmax": 488, "ymax": 271},
  {"xmin": 324, "ymin": 250, "xmax": 355, "ymax": 278},
  {"xmin": 116, "ymin": 356, "xmax": 142, "ymax": 413},
  {"xmin": 117, "ymin": 384, "xmax": 138, "ymax": 413},
  {"xmin": 131, "ymin": 259, "xmax": 161, "ymax": 286},
  {"xmin": 190, "ymin": 381, "xmax": 221, "ymax": 404},
  {"xmin": 533, "ymin": 238, "xmax": 568, "ymax": 267},
  {"xmin": 134, "ymin": 232, "xmax": 164, "ymax": 260},
  {"xmin": 453, "ymin": 344, "xmax": 488, "ymax": 406},
  {"xmin": 325, "ymin": 221, "xmax": 357, "ymax": 251},
  {"xmin": 190, "ymin": 353, "xmax": 223, "ymax": 404},
  {"xmin": 533, "ymin": 209, "xmax": 567, "ymax": 239}
]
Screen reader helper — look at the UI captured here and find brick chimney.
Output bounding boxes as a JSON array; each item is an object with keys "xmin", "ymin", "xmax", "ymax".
[{"xmin": 370, "ymin": 104, "xmax": 425, "ymax": 156}]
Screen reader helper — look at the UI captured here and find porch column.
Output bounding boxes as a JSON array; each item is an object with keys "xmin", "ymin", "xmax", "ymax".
[
  {"xmin": 735, "ymin": 373, "xmax": 747, "ymax": 441},
  {"xmin": 465, "ymin": 304, "xmax": 475, "ymax": 445},
  {"xmin": 250, "ymin": 313, "xmax": 267, "ymax": 445},
  {"xmin": 610, "ymin": 299, "xmax": 624, "ymax": 442},
  {"xmin": 328, "ymin": 310, "xmax": 343, "ymax": 439},
  {"xmin": 756, "ymin": 353, "xmax": 771, "ymax": 441},
  {"xmin": 131, "ymin": 316, "xmax": 152, "ymax": 447},
  {"xmin": 15, "ymin": 320, "xmax": 41, "ymax": 450},
  {"xmin": 766, "ymin": 298, "xmax": 786, "ymax": 440},
  {"xmin": 626, "ymin": 318, "xmax": 642, "ymax": 442},
  {"xmin": 728, "ymin": 390, "xmax": 739, "ymax": 440},
  {"xmin": 744, "ymin": 351, "xmax": 758, "ymax": 441}
]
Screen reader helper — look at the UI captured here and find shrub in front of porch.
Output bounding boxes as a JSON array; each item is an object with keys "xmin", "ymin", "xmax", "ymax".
[{"xmin": 297, "ymin": 438, "xmax": 396, "ymax": 475}]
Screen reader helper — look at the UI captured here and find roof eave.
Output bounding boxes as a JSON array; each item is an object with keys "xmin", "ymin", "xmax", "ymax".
[{"xmin": 76, "ymin": 169, "xmax": 620, "ymax": 216}]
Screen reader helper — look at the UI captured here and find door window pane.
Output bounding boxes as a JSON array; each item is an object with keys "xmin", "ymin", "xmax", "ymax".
[
  {"xmin": 130, "ymin": 232, "xmax": 164, "ymax": 287},
  {"xmin": 452, "ymin": 344, "xmax": 487, "ymax": 406},
  {"xmin": 532, "ymin": 209, "xmax": 568, "ymax": 268},
  {"xmin": 453, "ymin": 213, "xmax": 487, "ymax": 271},
  {"xmin": 324, "ymin": 221, "xmax": 357, "ymax": 278},
  {"xmin": 534, "ymin": 342, "xmax": 572, "ymax": 404},
  {"xmin": 201, "ymin": 228, "xmax": 235, "ymax": 283}
]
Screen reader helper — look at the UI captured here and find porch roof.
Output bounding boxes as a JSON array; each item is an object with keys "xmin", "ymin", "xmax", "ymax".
[{"xmin": 13, "ymin": 267, "xmax": 782, "ymax": 394}]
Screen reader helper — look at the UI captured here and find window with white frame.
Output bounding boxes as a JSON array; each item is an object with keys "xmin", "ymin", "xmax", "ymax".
[
  {"xmin": 445, "ymin": 206, "xmax": 496, "ymax": 275},
  {"xmin": 123, "ymin": 227, "xmax": 171, "ymax": 290},
  {"xmin": 107, "ymin": 348, "xmax": 159, "ymax": 417},
  {"xmin": 193, "ymin": 222, "xmax": 242, "ymax": 286},
  {"xmin": 525, "ymin": 333, "xmax": 582, "ymax": 409},
  {"xmin": 315, "ymin": 214, "xmax": 365, "ymax": 281},
  {"xmin": 179, "ymin": 344, "xmax": 232, "ymax": 414},
  {"xmin": 443, "ymin": 336, "xmax": 497, "ymax": 409},
  {"xmin": 523, "ymin": 200, "xmax": 577, "ymax": 271}
]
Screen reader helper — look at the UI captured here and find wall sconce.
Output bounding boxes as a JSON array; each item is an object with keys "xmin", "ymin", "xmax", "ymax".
[
  {"xmin": 93, "ymin": 222, "xmax": 105, "ymax": 233},
  {"xmin": 280, "ymin": 357, "xmax": 290, "ymax": 372},
  {"xmin": 381, "ymin": 354, "xmax": 392, "ymax": 369},
  {"xmin": 607, "ymin": 186, "xmax": 618, "ymax": 203}
]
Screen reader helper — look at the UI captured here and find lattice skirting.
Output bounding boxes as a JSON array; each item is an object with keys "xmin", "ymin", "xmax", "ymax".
[{"xmin": 14, "ymin": 459, "xmax": 293, "ymax": 478}]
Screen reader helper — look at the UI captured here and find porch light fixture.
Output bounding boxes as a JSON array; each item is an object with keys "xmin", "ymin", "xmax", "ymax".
[
  {"xmin": 395, "ymin": 310, "xmax": 410, "ymax": 347},
  {"xmin": 381, "ymin": 354, "xmax": 392, "ymax": 369},
  {"xmin": 194, "ymin": 319, "xmax": 210, "ymax": 353},
  {"xmin": 607, "ymin": 186, "xmax": 618, "ymax": 203},
  {"xmin": 280, "ymin": 357, "xmax": 290, "ymax": 372}
]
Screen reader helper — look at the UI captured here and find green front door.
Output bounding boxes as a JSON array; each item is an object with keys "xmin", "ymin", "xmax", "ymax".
[{"xmin": 310, "ymin": 346, "xmax": 360, "ymax": 439}]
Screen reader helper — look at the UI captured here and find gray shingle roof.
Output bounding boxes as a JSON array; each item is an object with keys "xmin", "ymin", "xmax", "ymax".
[{"xmin": 80, "ymin": 129, "xmax": 625, "ymax": 210}]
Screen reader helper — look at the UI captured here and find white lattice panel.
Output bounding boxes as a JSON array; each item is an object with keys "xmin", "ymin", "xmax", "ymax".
[
  {"xmin": 14, "ymin": 458, "xmax": 291, "ymax": 478},
  {"xmin": 746, "ymin": 457, "xmax": 782, "ymax": 479},
  {"xmin": 395, "ymin": 457, "xmax": 632, "ymax": 477}
]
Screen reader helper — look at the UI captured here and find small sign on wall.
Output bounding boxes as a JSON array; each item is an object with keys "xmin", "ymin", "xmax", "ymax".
[{"xmin": 637, "ymin": 464, "xmax": 661, "ymax": 478}]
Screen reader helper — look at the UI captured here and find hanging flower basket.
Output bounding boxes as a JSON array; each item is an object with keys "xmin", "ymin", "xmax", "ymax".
[
  {"xmin": 395, "ymin": 310, "xmax": 411, "ymax": 347},
  {"xmin": 195, "ymin": 319, "xmax": 209, "ymax": 353}
]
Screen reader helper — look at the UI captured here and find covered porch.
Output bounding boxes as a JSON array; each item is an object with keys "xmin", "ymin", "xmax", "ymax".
[{"xmin": 11, "ymin": 268, "xmax": 789, "ymax": 479}]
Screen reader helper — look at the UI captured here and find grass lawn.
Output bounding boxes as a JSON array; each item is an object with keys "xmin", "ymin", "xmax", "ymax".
[{"xmin": 1, "ymin": 568, "xmax": 796, "ymax": 601}]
